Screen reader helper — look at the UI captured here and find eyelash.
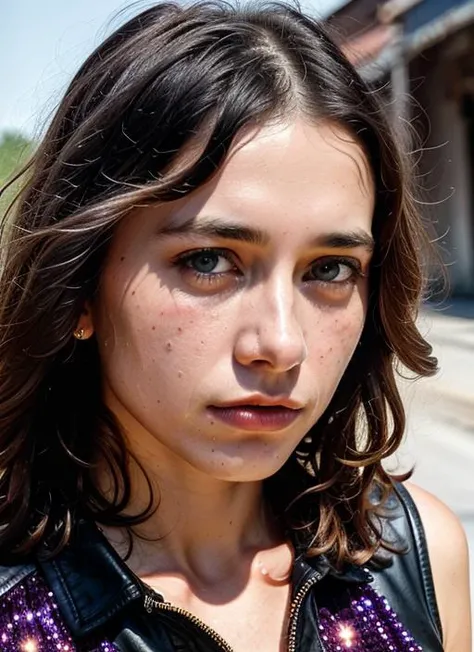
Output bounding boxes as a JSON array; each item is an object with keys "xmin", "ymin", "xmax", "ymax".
[
  {"xmin": 173, "ymin": 248, "xmax": 364, "ymax": 288},
  {"xmin": 303, "ymin": 256, "xmax": 364, "ymax": 287},
  {"xmin": 173, "ymin": 248, "xmax": 241, "ymax": 285}
]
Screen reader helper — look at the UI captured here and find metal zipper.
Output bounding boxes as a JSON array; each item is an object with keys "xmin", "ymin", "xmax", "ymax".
[
  {"xmin": 144, "ymin": 589, "xmax": 234, "ymax": 652},
  {"xmin": 143, "ymin": 569, "xmax": 323, "ymax": 652},
  {"xmin": 287, "ymin": 572, "xmax": 323, "ymax": 652}
]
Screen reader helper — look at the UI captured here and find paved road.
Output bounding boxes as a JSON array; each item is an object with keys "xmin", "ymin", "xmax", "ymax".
[{"xmin": 390, "ymin": 307, "xmax": 474, "ymax": 638}]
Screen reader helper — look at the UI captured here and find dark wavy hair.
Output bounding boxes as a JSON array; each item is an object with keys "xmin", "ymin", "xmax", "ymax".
[{"xmin": 0, "ymin": 0, "xmax": 436, "ymax": 566}]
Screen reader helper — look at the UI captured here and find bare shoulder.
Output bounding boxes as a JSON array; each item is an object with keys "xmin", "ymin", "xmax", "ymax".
[{"xmin": 403, "ymin": 481, "xmax": 472, "ymax": 652}]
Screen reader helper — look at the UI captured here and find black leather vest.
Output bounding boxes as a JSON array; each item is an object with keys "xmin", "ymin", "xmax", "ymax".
[{"xmin": 0, "ymin": 483, "xmax": 443, "ymax": 651}]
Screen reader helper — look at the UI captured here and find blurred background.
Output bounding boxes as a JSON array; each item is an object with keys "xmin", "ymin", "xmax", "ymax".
[
  {"xmin": 1, "ymin": 0, "xmax": 474, "ymax": 633},
  {"xmin": 328, "ymin": 0, "xmax": 474, "ymax": 632},
  {"xmin": 325, "ymin": 0, "xmax": 474, "ymax": 632}
]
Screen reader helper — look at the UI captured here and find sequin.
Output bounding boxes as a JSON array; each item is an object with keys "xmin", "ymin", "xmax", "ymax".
[
  {"xmin": 0, "ymin": 573, "xmax": 117, "ymax": 651},
  {"xmin": 1, "ymin": 571, "xmax": 424, "ymax": 651},
  {"xmin": 317, "ymin": 584, "xmax": 423, "ymax": 651}
]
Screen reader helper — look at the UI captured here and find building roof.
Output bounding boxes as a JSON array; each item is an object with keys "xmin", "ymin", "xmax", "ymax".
[{"xmin": 342, "ymin": 24, "xmax": 398, "ymax": 66}]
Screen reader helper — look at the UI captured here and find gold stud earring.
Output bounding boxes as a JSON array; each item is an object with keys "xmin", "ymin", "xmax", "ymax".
[{"xmin": 73, "ymin": 328, "xmax": 86, "ymax": 340}]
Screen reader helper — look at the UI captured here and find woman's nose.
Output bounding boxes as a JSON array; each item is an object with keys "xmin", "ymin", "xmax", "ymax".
[{"xmin": 233, "ymin": 279, "xmax": 308, "ymax": 373}]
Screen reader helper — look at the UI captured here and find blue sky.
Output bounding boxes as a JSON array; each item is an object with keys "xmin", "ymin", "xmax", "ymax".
[{"xmin": 1, "ymin": 0, "xmax": 345, "ymax": 138}]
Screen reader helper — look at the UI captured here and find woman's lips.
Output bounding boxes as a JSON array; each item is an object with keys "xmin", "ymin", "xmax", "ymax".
[{"xmin": 207, "ymin": 405, "xmax": 302, "ymax": 431}]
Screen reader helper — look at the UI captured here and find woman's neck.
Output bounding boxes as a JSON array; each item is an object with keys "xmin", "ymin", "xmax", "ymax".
[{"xmin": 99, "ymin": 438, "xmax": 282, "ymax": 587}]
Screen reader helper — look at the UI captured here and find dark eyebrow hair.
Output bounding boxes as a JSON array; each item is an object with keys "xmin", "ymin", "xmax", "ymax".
[
  {"xmin": 160, "ymin": 218, "xmax": 269, "ymax": 246},
  {"xmin": 315, "ymin": 231, "xmax": 375, "ymax": 251},
  {"xmin": 160, "ymin": 218, "xmax": 374, "ymax": 251}
]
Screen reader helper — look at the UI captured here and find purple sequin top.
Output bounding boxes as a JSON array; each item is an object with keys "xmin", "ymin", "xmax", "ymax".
[
  {"xmin": 0, "ymin": 571, "xmax": 423, "ymax": 651},
  {"xmin": 318, "ymin": 584, "xmax": 423, "ymax": 651},
  {"xmin": 0, "ymin": 573, "xmax": 117, "ymax": 652}
]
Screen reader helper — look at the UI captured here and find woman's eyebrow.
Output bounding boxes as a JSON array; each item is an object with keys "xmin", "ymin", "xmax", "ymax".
[
  {"xmin": 160, "ymin": 218, "xmax": 269, "ymax": 246},
  {"xmin": 159, "ymin": 218, "xmax": 374, "ymax": 251},
  {"xmin": 315, "ymin": 231, "xmax": 375, "ymax": 251}
]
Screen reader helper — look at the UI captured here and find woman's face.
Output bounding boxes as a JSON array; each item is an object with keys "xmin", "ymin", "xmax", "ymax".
[{"xmin": 92, "ymin": 120, "xmax": 374, "ymax": 482}]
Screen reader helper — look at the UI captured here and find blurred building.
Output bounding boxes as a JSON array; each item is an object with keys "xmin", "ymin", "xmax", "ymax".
[{"xmin": 328, "ymin": 0, "xmax": 474, "ymax": 295}]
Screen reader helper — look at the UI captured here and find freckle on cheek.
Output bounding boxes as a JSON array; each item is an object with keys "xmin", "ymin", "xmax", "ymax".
[{"xmin": 152, "ymin": 326, "xmax": 156, "ymax": 331}]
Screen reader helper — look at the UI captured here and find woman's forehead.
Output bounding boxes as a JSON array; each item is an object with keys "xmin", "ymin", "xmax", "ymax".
[
  {"xmin": 107, "ymin": 118, "xmax": 375, "ymax": 256},
  {"xmin": 166, "ymin": 120, "xmax": 374, "ymax": 232}
]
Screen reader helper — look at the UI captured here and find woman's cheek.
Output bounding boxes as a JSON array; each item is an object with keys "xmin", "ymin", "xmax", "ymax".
[
  {"xmin": 313, "ymin": 315, "xmax": 363, "ymax": 374},
  {"xmin": 127, "ymin": 296, "xmax": 221, "ymax": 376}
]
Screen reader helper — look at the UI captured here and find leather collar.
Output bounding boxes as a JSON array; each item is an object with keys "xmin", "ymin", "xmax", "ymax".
[
  {"xmin": 38, "ymin": 521, "xmax": 143, "ymax": 637},
  {"xmin": 37, "ymin": 520, "xmax": 371, "ymax": 639}
]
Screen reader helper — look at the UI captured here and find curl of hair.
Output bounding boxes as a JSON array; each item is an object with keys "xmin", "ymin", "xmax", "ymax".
[{"xmin": 0, "ymin": 0, "xmax": 437, "ymax": 566}]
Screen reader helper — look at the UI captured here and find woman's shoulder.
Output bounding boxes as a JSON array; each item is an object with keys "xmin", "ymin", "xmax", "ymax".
[
  {"xmin": 365, "ymin": 479, "xmax": 471, "ymax": 651},
  {"xmin": 403, "ymin": 481, "xmax": 471, "ymax": 652}
]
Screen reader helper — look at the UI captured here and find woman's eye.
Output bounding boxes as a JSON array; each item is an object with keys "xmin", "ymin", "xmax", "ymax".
[
  {"xmin": 306, "ymin": 258, "xmax": 360, "ymax": 284},
  {"xmin": 187, "ymin": 251, "xmax": 233, "ymax": 274},
  {"xmin": 174, "ymin": 248, "xmax": 239, "ymax": 283}
]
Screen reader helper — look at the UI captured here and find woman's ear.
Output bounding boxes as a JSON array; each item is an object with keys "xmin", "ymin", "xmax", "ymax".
[{"xmin": 73, "ymin": 302, "xmax": 94, "ymax": 340}]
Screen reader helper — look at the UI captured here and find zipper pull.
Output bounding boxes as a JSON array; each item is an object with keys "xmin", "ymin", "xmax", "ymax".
[
  {"xmin": 144, "ymin": 594, "xmax": 154, "ymax": 614},
  {"xmin": 144, "ymin": 590, "xmax": 166, "ymax": 613}
]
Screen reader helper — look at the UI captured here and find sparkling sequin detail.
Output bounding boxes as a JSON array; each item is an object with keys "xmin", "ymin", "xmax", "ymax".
[
  {"xmin": 0, "ymin": 573, "xmax": 118, "ymax": 651},
  {"xmin": 1, "ymin": 571, "xmax": 424, "ymax": 651},
  {"xmin": 318, "ymin": 583, "xmax": 423, "ymax": 651}
]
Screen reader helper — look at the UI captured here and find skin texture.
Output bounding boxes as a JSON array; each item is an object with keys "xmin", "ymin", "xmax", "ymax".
[
  {"xmin": 82, "ymin": 119, "xmax": 375, "ymax": 650},
  {"xmin": 90, "ymin": 119, "xmax": 374, "ymax": 499},
  {"xmin": 78, "ymin": 119, "xmax": 470, "ymax": 650}
]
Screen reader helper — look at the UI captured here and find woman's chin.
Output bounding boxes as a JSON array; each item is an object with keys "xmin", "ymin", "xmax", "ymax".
[{"xmin": 191, "ymin": 446, "xmax": 292, "ymax": 483}]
